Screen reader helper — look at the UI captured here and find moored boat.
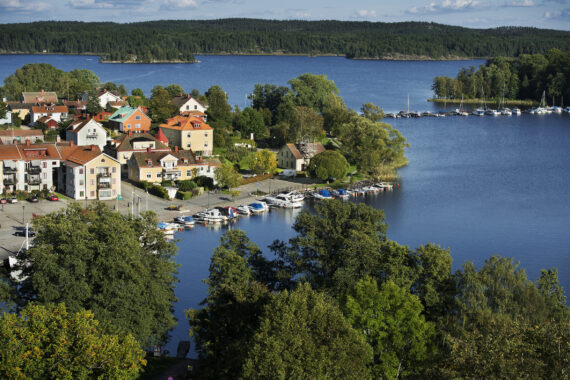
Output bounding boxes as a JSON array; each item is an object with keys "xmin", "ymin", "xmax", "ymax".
[{"xmin": 174, "ymin": 216, "xmax": 195, "ymax": 226}]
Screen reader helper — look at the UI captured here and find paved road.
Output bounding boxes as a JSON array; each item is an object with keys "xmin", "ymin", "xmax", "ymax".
[{"xmin": 0, "ymin": 176, "xmax": 316, "ymax": 261}]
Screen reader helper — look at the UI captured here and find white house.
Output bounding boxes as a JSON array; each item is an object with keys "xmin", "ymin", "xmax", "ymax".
[
  {"xmin": 278, "ymin": 142, "xmax": 326, "ymax": 172},
  {"xmin": 97, "ymin": 90, "xmax": 123, "ymax": 109},
  {"xmin": 172, "ymin": 95, "xmax": 208, "ymax": 114},
  {"xmin": 66, "ymin": 118, "xmax": 108, "ymax": 150},
  {"xmin": 30, "ymin": 105, "xmax": 68, "ymax": 125}
]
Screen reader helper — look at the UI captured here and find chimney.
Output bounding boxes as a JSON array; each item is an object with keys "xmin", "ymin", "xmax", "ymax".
[
  {"xmin": 147, "ymin": 147, "xmax": 152, "ymax": 153},
  {"xmin": 56, "ymin": 136, "xmax": 61, "ymax": 142},
  {"xmin": 91, "ymin": 144, "xmax": 96, "ymax": 151},
  {"xmin": 187, "ymin": 94, "xmax": 190, "ymax": 99},
  {"xmin": 128, "ymin": 130, "xmax": 131, "ymax": 137},
  {"xmin": 25, "ymin": 139, "xmax": 30, "ymax": 146},
  {"xmin": 174, "ymin": 146, "xmax": 178, "ymax": 153},
  {"xmin": 70, "ymin": 140, "xmax": 74, "ymax": 147}
]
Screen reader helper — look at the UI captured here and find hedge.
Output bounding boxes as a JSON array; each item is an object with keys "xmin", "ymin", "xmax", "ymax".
[
  {"xmin": 149, "ymin": 184, "xmax": 169, "ymax": 200},
  {"xmin": 176, "ymin": 191, "xmax": 192, "ymax": 200}
]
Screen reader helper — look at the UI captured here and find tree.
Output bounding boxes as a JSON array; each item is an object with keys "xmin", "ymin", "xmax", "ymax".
[
  {"xmin": 214, "ymin": 163, "xmax": 241, "ymax": 189},
  {"xmin": 2, "ymin": 63, "xmax": 68, "ymax": 100},
  {"xmin": 241, "ymin": 283, "xmax": 373, "ymax": 379},
  {"xmin": 344, "ymin": 278, "xmax": 436, "ymax": 379},
  {"xmin": 249, "ymin": 149, "xmax": 277, "ymax": 176},
  {"xmin": 290, "ymin": 106, "xmax": 324, "ymax": 142},
  {"xmin": 287, "ymin": 73, "xmax": 341, "ymax": 113},
  {"xmin": 205, "ymin": 85, "xmax": 232, "ymax": 130},
  {"xmin": 67, "ymin": 68, "xmax": 100, "ymax": 99},
  {"xmin": 234, "ymin": 107, "xmax": 265, "ymax": 139},
  {"xmin": 131, "ymin": 88, "xmax": 145, "ymax": 97},
  {"xmin": 17, "ymin": 203, "xmax": 179, "ymax": 347},
  {"xmin": 0, "ymin": 101, "xmax": 7, "ymax": 120},
  {"xmin": 150, "ymin": 86, "xmax": 178, "ymax": 123},
  {"xmin": 164, "ymin": 83, "xmax": 185, "ymax": 98},
  {"xmin": 361, "ymin": 102, "xmax": 385, "ymax": 122},
  {"xmin": 307, "ymin": 150, "xmax": 349, "ymax": 180},
  {"xmin": 0, "ymin": 303, "xmax": 146, "ymax": 379},
  {"xmin": 85, "ymin": 90, "xmax": 102, "ymax": 115}
]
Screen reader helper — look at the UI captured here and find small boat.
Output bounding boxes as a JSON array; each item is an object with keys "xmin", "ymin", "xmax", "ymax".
[
  {"xmin": 215, "ymin": 206, "xmax": 237, "ymax": 220},
  {"xmin": 564, "ymin": 107, "xmax": 570, "ymax": 113},
  {"xmin": 362, "ymin": 186, "xmax": 380, "ymax": 194},
  {"xmin": 472, "ymin": 108, "xmax": 485, "ymax": 116},
  {"xmin": 332, "ymin": 189, "xmax": 350, "ymax": 200},
  {"xmin": 236, "ymin": 205, "xmax": 251, "ymax": 215},
  {"xmin": 485, "ymin": 108, "xmax": 500, "ymax": 116},
  {"xmin": 157, "ymin": 222, "xmax": 177, "ymax": 235},
  {"xmin": 385, "ymin": 112, "xmax": 398, "ymax": 118},
  {"xmin": 174, "ymin": 216, "xmax": 195, "ymax": 226},
  {"xmin": 375, "ymin": 182, "xmax": 394, "ymax": 190},
  {"xmin": 422, "ymin": 111, "xmax": 435, "ymax": 117},
  {"xmin": 398, "ymin": 111, "xmax": 410, "ymax": 118},
  {"xmin": 456, "ymin": 96, "xmax": 469, "ymax": 116},
  {"xmin": 194, "ymin": 208, "xmax": 228, "ymax": 223},
  {"xmin": 500, "ymin": 108, "xmax": 512, "ymax": 116},
  {"xmin": 551, "ymin": 106, "xmax": 562, "ymax": 114},
  {"xmin": 437, "ymin": 111, "xmax": 447, "ymax": 117},
  {"xmin": 248, "ymin": 202, "xmax": 269, "ymax": 214},
  {"xmin": 512, "ymin": 107, "xmax": 522, "ymax": 115},
  {"xmin": 313, "ymin": 189, "xmax": 333, "ymax": 200}
]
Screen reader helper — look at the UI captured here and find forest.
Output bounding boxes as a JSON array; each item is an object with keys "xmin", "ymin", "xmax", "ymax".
[
  {"xmin": 0, "ymin": 19, "xmax": 569, "ymax": 62},
  {"xmin": 431, "ymin": 49, "xmax": 569, "ymax": 103}
]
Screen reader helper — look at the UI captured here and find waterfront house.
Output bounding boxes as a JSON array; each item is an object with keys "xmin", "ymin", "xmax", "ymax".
[
  {"xmin": 66, "ymin": 118, "xmax": 108, "ymax": 150},
  {"xmin": 127, "ymin": 146, "xmax": 219, "ymax": 184},
  {"xmin": 31, "ymin": 105, "xmax": 68, "ymax": 125},
  {"xmin": 59, "ymin": 145, "xmax": 121, "ymax": 200},
  {"xmin": 108, "ymin": 106, "xmax": 151, "ymax": 134},
  {"xmin": 21, "ymin": 90, "xmax": 58, "ymax": 104},
  {"xmin": 0, "ymin": 129, "xmax": 44, "ymax": 145},
  {"xmin": 172, "ymin": 94, "xmax": 208, "ymax": 114},
  {"xmin": 278, "ymin": 142, "xmax": 326, "ymax": 171},
  {"xmin": 104, "ymin": 131, "xmax": 170, "ymax": 169},
  {"xmin": 159, "ymin": 115, "xmax": 213, "ymax": 156}
]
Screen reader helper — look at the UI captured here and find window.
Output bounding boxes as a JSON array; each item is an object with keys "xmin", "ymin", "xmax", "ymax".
[
  {"xmin": 79, "ymin": 168, "xmax": 83, "ymax": 174},
  {"xmin": 42, "ymin": 162, "xmax": 47, "ymax": 168},
  {"xmin": 194, "ymin": 105, "xmax": 197, "ymax": 110},
  {"xmin": 90, "ymin": 191, "xmax": 95, "ymax": 197},
  {"xmin": 52, "ymin": 161, "xmax": 57, "ymax": 165},
  {"xmin": 187, "ymin": 144, "xmax": 191, "ymax": 148},
  {"xmin": 135, "ymin": 124, "xmax": 140, "ymax": 128},
  {"xmin": 146, "ymin": 173, "xmax": 152, "ymax": 179},
  {"xmin": 204, "ymin": 143, "xmax": 208, "ymax": 147},
  {"xmin": 90, "ymin": 179, "xmax": 94, "ymax": 186},
  {"xmin": 157, "ymin": 173, "xmax": 162, "ymax": 178},
  {"xmin": 127, "ymin": 124, "xmax": 131, "ymax": 128},
  {"xmin": 187, "ymin": 133, "xmax": 191, "ymax": 137},
  {"xmin": 186, "ymin": 170, "xmax": 192, "ymax": 176},
  {"xmin": 204, "ymin": 133, "xmax": 208, "ymax": 137},
  {"xmin": 112, "ymin": 167, "xmax": 116, "ymax": 173},
  {"xmin": 112, "ymin": 178, "xmax": 116, "ymax": 184},
  {"xmin": 200, "ymin": 167, "xmax": 204, "ymax": 171},
  {"xmin": 79, "ymin": 180, "xmax": 84, "ymax": 186},
  {"xmin": 80, "ymin": 191, "xmax": 84, "ymax": 197},
  {"xmin": 186, "ymin": 105, "xmax": 190, "ymax": 110},
  {"xmin": 42, "ymin": 173, "xmax": 47, "ymax": 179},
  {"xmin": 135, "ymin": 115, "xmax": 141, "ymax": 120},
  {"xmin": 90, "ymin": 168, "xmax": 95, "ymax": 174}
]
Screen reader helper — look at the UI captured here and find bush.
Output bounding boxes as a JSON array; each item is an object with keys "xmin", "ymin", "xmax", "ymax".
[
  {"xmin": 162, "ymin": 180, "xmax": 175, "ymax": 187},
  {"xmin": 176, "ymin": 191, "xmax": 192, "ymax": 200},
  {"xmin": 135, "ymin": 180, "xmax": 152, "ymax": 191},
  {"xmin": 195, "ymin": 176, "xmax": 214, "ymax": 190},
  {"xmin": 177, "ymin": 180, "xmax": 197, "ymax": 192},
  {"xmin": 149, "ymin": 184, "xmax": 169, "ymax": 200}
]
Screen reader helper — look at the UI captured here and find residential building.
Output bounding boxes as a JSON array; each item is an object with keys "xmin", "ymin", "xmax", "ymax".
[
  {"xmin": 172, "ymin": 94, "xmax": 208, "ymax": 114},
  {"xmin": 159, "ymin": 115, "xmax": 213, "ymax": 156},
  {"xmin": 104, "ymin": 131, "xmax": 170, "ymax": 169},
  {"xmin": 95, "ymin": 90, "xmax": 122, "ymax": 109},
  {"xmin": 0, "ymin": 129, "xmax": 44, "ymax": 145},
  {"xmin": 108, "ymin": 106, "xmax": 151, "ymax": 133},
  {"xmin": 66, "ymin": 118, "xmax": 108, "ymax": 150},
  {"xmin": 59, "ymin": 145, "xmax": 121, "ymax": 200},
  {"xmin": 128, "ymin": 147, "xmax": 220, "ymax": 184},
  {"xmin": 278, "ymin": 142, "xmax": 326, "ymax": 171},
  {"xmin": 7, "ymin": 103, "xmax": 33, "ymax": 120},
  {"xmin": 63, "ymin": 99, "xmax": 87, "ymax": 112},
  {"xmin": 21, "ymin": 90, "xmax": 58, "ymax": 104},
  {"xmin": 36, "ymin": 116, "xmax": 59, "ymax": 129},
  {"xmin": 31, "ymin": 105, "xmax": 68, "ymax": 125},
  {"xmin": 0, "ymin": 110, "xmax": 12, "ymax": 125}
]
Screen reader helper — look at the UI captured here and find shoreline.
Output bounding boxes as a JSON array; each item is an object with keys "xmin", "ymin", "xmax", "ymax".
[{"xmin": 428, "ymin": 98, "xmax": 537, "ymax": 106}]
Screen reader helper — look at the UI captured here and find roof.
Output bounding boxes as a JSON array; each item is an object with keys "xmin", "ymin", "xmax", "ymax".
[
  {"xmin": 97, "ymin": 90, "xmax": 121, "ymax": 98},
  {"xmin": 286, "ymin": 142, "xmax": 326, "ymax": 160},
  {"xmin": 66, "ymin": 118, "xmax": 102, "ymax": 134},
  {"xmin": 171, "ymin": 95, "xmax": 208, "ymax": 109},
  {"xmin": 0, "ymin": 129, "xmax": 44, "ymax": 138},
  {"xmin": 64, "ymin": 145, "xmax": 103, "ymax": 165},
  {"xmin": 108, "ymin": 100, "xmax": 128, "ymax": 108},
  {"xmin": 181, "ymin": 110, "xmax": 207, "ymax": 117},
  {"xmin": 131, "ymin": 149, "xmax": 202, "ymax": 168},
  {"xmin": 22, "ymin": 91, "xmax": 58, "ymax": 104},
  {"xmin": 108, "ymin": 106, "xmax": 147, "ymax": 123},
  {"xmin": 0, "ymin": 141, "xmax": 73, "ymax": 161},
  {"xmin": 37, "ymin": 116, "xmax": 58, "ymax": 124},
  {"xmin": 63, "ymin": 100, "xmax": 87, "ymax": 108},
  {"xmin": 113, "ymin": 133, "xmax": 169, "ymax": 152},
  {"xmin": 155, "ymin": 128, "xmax": 169, "ymax": 145},
  {"xmin": 159, "ymin": 115, "xmax": 213, "ymax": 131},
  {"xmin": 8, "ymin": 103, "xmax": 34, "ymax": 111},
  {"xmin": 31, "ymin": 105, "xmax": 68, "ymax": 114}
]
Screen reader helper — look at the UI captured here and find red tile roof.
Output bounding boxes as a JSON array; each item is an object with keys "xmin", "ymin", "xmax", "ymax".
[{"xmin": 160, "ymin": 115, "xmax": 212, "ymax": 131}]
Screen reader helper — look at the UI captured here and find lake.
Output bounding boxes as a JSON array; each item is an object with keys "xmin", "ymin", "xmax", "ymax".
[{"xmin": 1, "ymin": 54, "xmax": 569, "ymax": 354}]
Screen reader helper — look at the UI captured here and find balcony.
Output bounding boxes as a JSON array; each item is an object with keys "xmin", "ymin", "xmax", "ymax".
[
  {"xmin": 87, "ymin": 132, "xmax": 98, "ymax": 138},
  {"xmin": 97, "ymin": 182, "xmax": 111, "ymax": 189},
  {"xmin": 3, "ymin": 166, "xmax": 17, "ymax": 174},
  {"xmin": 3, "ymin": 178, "xmax": 15, "ymax": 185},
  {"xmin": 97, "ymin": 172, "xmax": 111, "ymax": 178},
  {"xmin": 27, "ymin": 166, "xmax": 41, "ymax": 175},
  {"xmin": 28, "ymin": 179, "xmax": 41, "ymax": 186}
]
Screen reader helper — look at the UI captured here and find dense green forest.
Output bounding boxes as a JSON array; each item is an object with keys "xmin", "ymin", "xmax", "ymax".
[
  {"xmin": 432, "ymin": 49, "xmax": 569, "ymax": 103},
  {"xmin": 0, "ymin": 19, "xmax": 569, "ymax": 62}
]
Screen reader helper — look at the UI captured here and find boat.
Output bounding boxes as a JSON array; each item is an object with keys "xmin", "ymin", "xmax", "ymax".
[
  {"xmin": 512, "ymin": 107, "xmax": 522, "ymax": 115},
  {"xmin": 332, "ymin": 189, "xmax": 350, "ymax": 200},
  {"xmin": 398, "ymin": 110, "xmax": 410, "ymax": 118},
  {"xmin": 472, "ymin": 108, "xmax": 485, "ymax": 116},
  {"xmin": 437, "ymin": 111, "xmax": 447, "ymax": 117},
  {"xmin": 313, "ymin": 189, "xmax": 333, "ymax": 200},
  {"xmin": 375, "ymin": 182, "xmax": 394, "ymax": 190},
  {"xmin": 422, "ymin": 111, "xmax": 435, "ymax": 117},
  {"xmin": 385, "ymin": 112, "xmax": 398, "ymax": 118},
  {"xmin": 215, "ymin": 206, "xmax": 237, "ymax": 220},
  {"xmin": 500, "ymin": 108, "xmax": 512, "ymax": 116},
  {"xmin": 174, "ymin": 216, "xmax": 195, "ymax": 226},
  {"xmin": 157, "ymin": 222, "xmax": 177, "ymax": 235},
  {"xmin": 264, "ymin": 193, "xmax": 303, "ymax": 208},
  {"xmin": 236, "ymin": 205, "xmax": 251, "ymax": 215},
  {"xmin": 536, "ymin": 90, "xmax": 548, "ymax": 114},
  {"xmin": 564, "ymin": 107, "xmax": 570, "ymax": 113},
  {"xmin": 457, "ymin": 96, "xmax": 469, "ymax": 116},
  {"xmin": 499, "ymin": 83, "xmax": 512, "ymax": 116},
  {"xmin": 362, "ymin": 186, "xmax": 380, "ymax": 194},
  {"xmin": 485, "ymin": 108, "xmax": 500, "ymax": 116},
  {"xmin": 551, "ymin": 106, "xmax": 562, "ymax": 114},
  {"xmin": 248, "ymin": 201, "xmax": 269, "ymax": 214},
  {"xmin": 194, "ymin": 208, "xmax": 228, "ymax": 223}
]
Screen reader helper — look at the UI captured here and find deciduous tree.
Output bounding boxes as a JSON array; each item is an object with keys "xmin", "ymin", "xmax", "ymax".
[
  {"xmin": 249, "ymin": 149, "xmax": 277, "ymax": 176},
  {"xmin": 307, "ymin": 150, "xmax": 349, "ymax": 180},
  {"xmin": 214, "ymin": 163, "xmax": 242, "ymax": 189}
]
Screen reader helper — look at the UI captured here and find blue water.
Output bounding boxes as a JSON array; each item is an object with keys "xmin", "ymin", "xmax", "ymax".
[{"xmin": 1, "ymin": 55, "xmax": 569, "ymax": 354}]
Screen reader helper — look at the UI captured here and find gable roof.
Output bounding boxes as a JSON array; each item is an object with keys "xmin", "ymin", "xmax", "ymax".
[
  {"xmin": 0, "ymin": 129, "xmax": 44, "ymax": 138},
  {"xmin": 64, "ymin": 145, "xmax": 103, "ymax": 165},
  {"xmin": 159, "ymin": 115, "xmax": 213, "ymax": 131},
  {"xmin": 31, "ymin": 105, "xmax": 68, "ymax": 114},
  {"xmin": 108, "ymin": 106, "xmax": 148, "ymax": 123},
  {"xmin": 114, "ymin": 133, "xmax": 169, "ymax": 152},
  {"xmin": 131, "ymin": 149, "xmax": 202, "ymax": 168},
  {"xmin": 171, "ymin": 95, "xmax": 207, "ymax": 109},
  {"xmin": 155, "ymin": 128, "xmax": 169, "ymax": 145},
  {"xmin": 286, "ymin": 142, "xmax": 326, "ymax": 160},
  {"xmin": 66, "ymin": 118, "xmax": 103, "ymax": 134},
  {"xmin": 0, "ymin": 141, "xmax": 73, "ymax": 161},
  {"xmin": 97, "ymin": 90, "xmax": 121, "ymax": 98},
  {"xmin": 22, "ymin": 91, "xmax": 58, "ymax": 104}
]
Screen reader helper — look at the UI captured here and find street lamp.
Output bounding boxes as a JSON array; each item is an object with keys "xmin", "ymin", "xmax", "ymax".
[{"xmin": 22, "ymin": 205, "xmax": 25, "ymax": 224}]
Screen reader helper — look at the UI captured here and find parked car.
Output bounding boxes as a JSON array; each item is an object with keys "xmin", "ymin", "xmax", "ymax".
[
  {"xmin": 9, "ymin": 197, "xmax": 18, "ymax": 203},
  {"xmin": 47, "ymin": 195, "xmax": 59, "ymax": 201},
  {"xmin": 27, "ymin": 195, "xmax": 39, "ymax": 203},
  {"xmin": 0, "ymin": 198, "xmax": 7, "ymax": 204},
  {"xmin": 15, "ymin": 229, "xmax": 36, "ymax": 237}
]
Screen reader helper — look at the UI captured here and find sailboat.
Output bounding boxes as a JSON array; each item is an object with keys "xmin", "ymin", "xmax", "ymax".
[
  {"xmin": 535, "ymin": 91, "xmax": 547, "ymax": 115},
  {"xmin": 457, "ymin": 95, "xmax": 469, "ymax": 116},
  {"xmin": 484, "ymin": 87, "xmax": 500, "ymax": 116},
  {"xmin": 500, "ymin": 84, "xmax": 512, "ymax": 116},
  {"xmin": 473, "ymin": 87, "xmax": 485, "ymax": 116}
]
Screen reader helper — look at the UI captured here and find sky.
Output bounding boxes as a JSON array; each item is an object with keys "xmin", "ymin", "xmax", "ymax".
[{"xmin": 0, "ymin": 0, "xmax": 568, "ymax": 30}]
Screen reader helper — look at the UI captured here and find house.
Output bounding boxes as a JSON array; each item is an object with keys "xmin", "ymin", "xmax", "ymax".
[
  {"xmin": 104, "ymin": 131, "xmax": 170, "ymax": 167},
  {"xmin": 172, "ymin": 95, "xmax": 208, "ymax": 114},
  {"xmin": 63, "ymin": 99, "xmax": 87, "ymax": 112},
  {"xmin": 0, "ymin": 129, "xmax": 44, "ymax": 145},
  {"xmin": 59, "ymin": 145, "xmax": 121, "ymax": 200},
  {"xmin": 0, "ymin": 140, "xmax": 64, "ymax": 193},
  {"xmin": 66, "ymin": 118, "xmax": 108, "ymax": 150},
  {"xmin": 95, "ymin": 90, "xmax": 122, "ymax": 109},
  {"xmin": 108, "ymin": 106, "xmax": 151, "ymax": 134},
  {"xmin": 36, "ymin": 116, "xmax": 59, "ymax": 130},
  {"xmin": 7, "ymin": 103, "xmax": 34, "ymax": 120},
  {"xmin": 93, "ymin": 110, "xmax": 113, "ymax": 122},
  {"xmin": 278, "ymin": 142, "xmax": 326, "ymax": 171},
  {"xmin": 31, "ymin": 105, "xmax": 68, "ymax": 125},
  {"xmin": 21, "ymin": 90, "xmax": 58, "ymax": 104},
  {"xmin": 159, "ymin": 115, "xmax": 213, "ymax": 156},
  {"xmin": 128, "ymin": 147, "xmax": 220, "ymax": 184},
  {"xmin": 182, "ymin": 110, "xmax": 207, "ymax": 122}
]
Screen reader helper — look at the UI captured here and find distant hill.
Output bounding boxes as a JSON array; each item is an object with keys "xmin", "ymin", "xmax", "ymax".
[{"xmin": 0, "ymin": 19, "xmax": 568, "ymax": 63}]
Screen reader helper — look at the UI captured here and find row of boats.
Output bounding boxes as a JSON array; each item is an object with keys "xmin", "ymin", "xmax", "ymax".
[
  {"xmin": 385, "ymin": 105, "xmax": 570, "ymax": 118},
  {"xmin": 156, "ymin": 183, "xmax": 395, "ymax": 234}
]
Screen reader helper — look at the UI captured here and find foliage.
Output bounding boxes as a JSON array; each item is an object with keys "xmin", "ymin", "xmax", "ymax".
[
  {"xmin": 307, "ymin": 150, "xmax": 349, "ymax": 180},
  {"xmin": 85, "ymin": 90, "xmax": 102, "ymax": 115},
  {"xmin": 17, "ymin": 203, "xmax": 179, "ymax": 347},
  {"xmin": 224, "ymin": 145, "xmax": 251, "ymax": 163},
  {"xmin": 432, "ymin": 50, "xmax": 570, "ymax": 102},
  {"xmin": 176, "ymin": 191, "xmax": 192, "ymax": 200},
  {"xmin": 340, "ymin": 116, "xmax": 409, "ymax": 174},
  {"xmin": 287, "ymin": 73, "xmax": 341, "ymax": 114},
  {"xmin": 289, "ymin": 106, "xmax": 324, "ymax": 142},
  {"xmin": 205, "ymin": 85, "xmax": 232, "ymax": 130},
  {"xmin": 194, "ymin": 175, "xmax": 214, "ymax": 190},
  {"xmin": 176, "ymin": 180, "xmax": 197, "ymax": 192},
  {"xmin": 344, "ymin": 278, "xmax": 436, "ymax": 379},
  {"xmin": 0, "ymin": 100, "xmax": 8, "ymax": 120},
  {"xmin": 0, "ymin": 303, "xmax": 146, "ymax": 379},
  {"xmin": 150, "ymin": 86, "xmax": 178, "ymax": 124},
  {"xmin": 149, "ymin": 183, "xmax": 170, "ymax": 199},
  {"xmin": 234, "ymin": 107, "xmax": 265, "ymax": 139},
  {"xmin": 214, "ymin": 163, "xmax": 242, "ymax": 189},
  {"xmin": 361, "ymin": 102, "xmax": 385, "ymax": 122},
  {"xmin": 249, "ymin": 149, "xmax": 277, "ymax": 176},
  {"xmin": 164, "ymin": 84, "xmax": 185, "ymax": 98},
  {"xmin": 241, "ymin": 283, "xmax": 373, "ymax": 379}
]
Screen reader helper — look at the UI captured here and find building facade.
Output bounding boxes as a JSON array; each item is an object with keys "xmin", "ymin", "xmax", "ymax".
[
  {"xmin": 159, "ymin": 115, "xmax": 213, "ymax": 156},
  {"xmin": 108, "ymin": 106, "xmax": 151, "ymax": 134},
  {"xmin": 66, "ymin": 118, "xmax": 108, "ymax": 150},
  {"xmin": 278, "ymin": 142, "xmax": 326, "ymax": 171}
]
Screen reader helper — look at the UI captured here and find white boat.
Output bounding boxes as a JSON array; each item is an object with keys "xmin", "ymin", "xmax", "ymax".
[
  {"xmin": 332, "ymin": 189, "xmax": 350, "ymax": 200},
  {"xmin": 375, "ymin": 182, "xmax": 394, "ymax": 190},
  {"xmin": 564, "ymin": 107, "xmax": 570, "ymax": 113},
  {"xmin": 248, "ymin": 201, "xmax": 269, "ymax": 214},
  {"xmin": 236, "ymin": 205, "xmax": 251, "ymax": 215},
  {"xmin": 456, "ymin": 96, "xmax": 469, "ymax": 116},
  {"xmin": 313, "ymin": 189, "xmax": 334, "ymax": 200},
  {"xmin": 485, "ymin": 108, "xmax": 500, "ymax": 116},
  {"xmin": 362, "ymin": 186, "xmax": 380, "ymax": 194},
  {"xmin": 174, "ymin": 216, "xmax": 195, "ymax": 226},
  {"xmin": 157, "ymin": 222, "xmax": 177, "ymax": 235},
  {"xmin": 512, "ymin": 107, "xmax": 522, "ymax": 115},
  {"xmin": 500, "ymin": 108, "xmax": 512, "ymax": 116},
  {"xmin": 472, "ymin": 108, "xmax": 485, "ymax": 116},
  {"xmin": 202, "ymin": 208, "xmax": 228, "ymax": 223},
  {"xmin": 551, "ymin": 106, "xmax": 562, "ymax": 114}
]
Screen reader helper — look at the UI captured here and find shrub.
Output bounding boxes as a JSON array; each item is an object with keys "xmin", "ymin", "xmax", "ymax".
[
  {"xmin": 195, "ymin": 176, "xmax": 214, "ymax": 190},
  {"xmin": 162, "ymin": 180, "xmax": 175, "ymax": 187},
  {"xmin": 176, "ymin": 191, "xmax": 192, "ymax": 200},
  {"xmin": 149, "ymin": 184, "xmax": 169, "ymax": 200},
  {"xmin": 177, "ymin": 180, "xmax": 197, "ymax": 192}
]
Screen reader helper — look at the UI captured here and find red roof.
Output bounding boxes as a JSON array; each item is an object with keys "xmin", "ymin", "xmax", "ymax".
[{"xmin": 155, "ymin": 128, "xmax": 169, "ymax": 145}]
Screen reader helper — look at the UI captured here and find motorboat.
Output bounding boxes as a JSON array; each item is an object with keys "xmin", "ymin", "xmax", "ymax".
[
  {"xmin": 500, "ymin": 108, "xmax": 512, "ymax": 116},
  {"xmin": 385, "ymin": 112, "xmax": 398, "ymax": 118},
  {"xmin": 333, "ymin": 189, "xmax": 350, "ymax": 200},
  {"xmin": 265, "ymin": 193, "xmax": 304, "ymax": 208},
  {"xmin": 236, "ymin": 205, "xmax": 251, "ymax": 215},
  {"xmin": 362, "ymin": 186, "xmax": 380, "ymax": 194},
  {"xmin": 157, "ymin": 222, "xmax": 177, "ymax": 235},
  {"xmin": 512, "ymin": 107, "xmax": 522, "ymax": 115},
  {"xmin": 551, "ymin": 106, "xmax": 562, "ymax": 114},
  {"xmin": 472, "ymin": 108, "xmax": 485, "ymax": 116},
  {"xmin": 194, "ymin": 208, "xmax": 228, "ymax": 223},
  {"xmin": 313, "ymin": 189, "xmax": 333, "ymax": 200},
  {"xmin": 375, "ymin": 182, "xmax": 394, "ymax": 190},
  {"xmin": 214, "ymin": 206, "xmax": 237, "ymax": 220},
  {"xmin": 398, "ymin": 111, "xmax": 410, "ymax": 118},
  {"xmin": 174, "ymin": 216, "xmax": 195, "ymax": 226},
  {"xmin": 248, "ymin": 202, "xmax": 269, "ymax": 214},
  {"xmin": 485, "ymin": 108, "xmax": 500, "ymax": 116}
]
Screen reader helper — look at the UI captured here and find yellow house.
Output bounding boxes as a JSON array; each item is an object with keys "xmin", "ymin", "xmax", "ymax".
[
  {"xmin": 159, "ymin": 115, "xmax": 213, "ymax": 156},
  {"xmin": 128, "ymin": 147, "xmax": 220, "ymax": 184}
]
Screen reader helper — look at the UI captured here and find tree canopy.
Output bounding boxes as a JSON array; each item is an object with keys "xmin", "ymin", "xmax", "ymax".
[{"xmin": 307, "ymin": 150, "xmax": 350, "ymax": 180}]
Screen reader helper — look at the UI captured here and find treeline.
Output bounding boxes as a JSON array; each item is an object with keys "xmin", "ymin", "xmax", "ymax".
[
  {"xmin": 0, "ymin": 20, "xmax": 569, "ymax": 61},
  {"xmin": 188, "ymin": 200, "xmax": 570, "ymax": 379},
  {"xmin": 432, "ymin": 49, "xmax": 569, "ymax": 103}
]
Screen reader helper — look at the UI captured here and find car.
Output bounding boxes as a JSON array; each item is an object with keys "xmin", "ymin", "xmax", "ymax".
[
  {"xmin": 27, "ymin": 195, "xmax": 39, "ymax": 203},
  {"xmin": 47, "ymin": 195, "xmax": 59, "ymax": 201},
  {"xmin": 14, "ymin": 229, "xmax": 36, "ymax": 237},
  {"xmin": 0, "ymin": 198, "xmax": 7, "ymax": 204},
  {"xmin": 8, "ymin": 197, "xmax": 18, "ymax": 203}
]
